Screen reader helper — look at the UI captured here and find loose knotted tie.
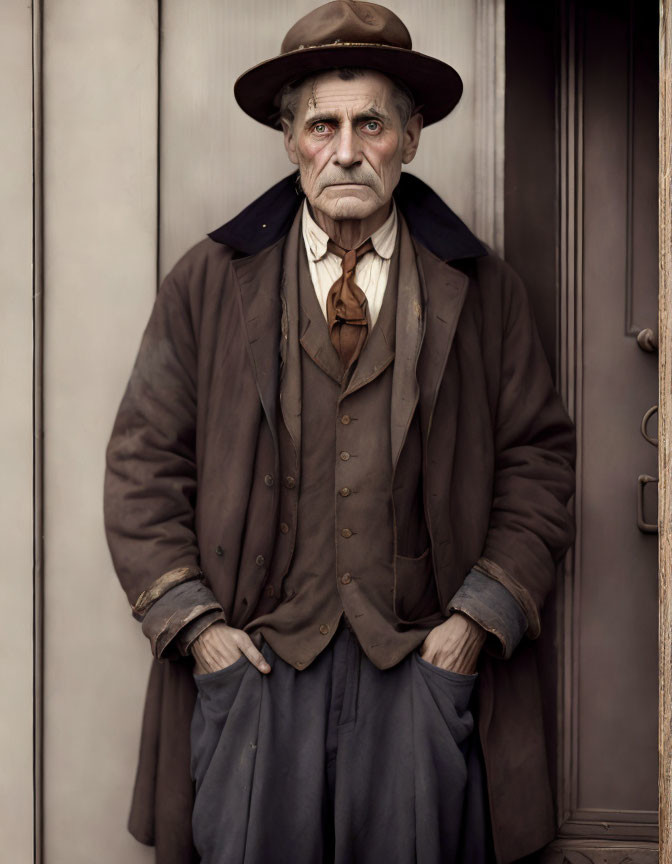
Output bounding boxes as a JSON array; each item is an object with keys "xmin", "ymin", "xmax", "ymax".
[{"xmin": 326, "ymin": 238, "xmax": 374, "ymax": 369}]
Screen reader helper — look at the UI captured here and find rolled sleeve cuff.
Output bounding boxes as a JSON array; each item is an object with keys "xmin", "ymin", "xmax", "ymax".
[
  {"xmin": 447, "ymin": 568, "xmax": 528, "ymax": 659},
  {"xmin": 140, "ymin": 579, "xmax": 225, "ymax": 660},
  {"xmin": 132, "ymin": 565, "xmax": 203, "ymax": 618},
  {"xmin": 175, "ymin": 608, "xmax": 227, "ymax": 657}
]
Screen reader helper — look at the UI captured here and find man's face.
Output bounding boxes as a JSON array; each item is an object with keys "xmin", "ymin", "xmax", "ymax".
[{"xmin": 282, "ymin": 70, "xmax": 422, "ymax": 223}]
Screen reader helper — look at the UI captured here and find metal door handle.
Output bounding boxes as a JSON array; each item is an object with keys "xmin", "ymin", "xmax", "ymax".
[
  {"xmin": 641, "ymin": 405, "xmax": 658, "ymax": 447},
  {"xmin": 637, "ymin": 474, "xmax": 658, "ymax": 534},
  {"xmin": 636, "ymin": 327, "xmax": 658, "ymax": 353}
]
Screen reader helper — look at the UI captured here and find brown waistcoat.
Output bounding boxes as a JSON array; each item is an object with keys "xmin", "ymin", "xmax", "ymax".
[{"xmin": 246, "ymin": 209, "xmax": 444, "ymax": 669}]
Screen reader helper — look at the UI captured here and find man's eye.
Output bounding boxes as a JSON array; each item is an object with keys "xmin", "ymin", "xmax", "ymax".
[
  {"xmin": 363, "ymin": 120, "xmax": 381, "ymax": 132},
  {"xmin": 313, "ymin": 123, "xmax": 328, "ymax": 134}
]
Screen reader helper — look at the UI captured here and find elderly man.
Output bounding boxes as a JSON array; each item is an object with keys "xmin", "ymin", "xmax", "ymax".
[{"xmin": 104, "ymin": 3, "xmax": 575, "ymax": 863}]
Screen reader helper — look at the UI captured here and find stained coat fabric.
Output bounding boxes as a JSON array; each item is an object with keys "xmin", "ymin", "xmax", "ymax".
[{"xmin": 104, "ymin": 172, "xmax": 576, "ymax": 864}]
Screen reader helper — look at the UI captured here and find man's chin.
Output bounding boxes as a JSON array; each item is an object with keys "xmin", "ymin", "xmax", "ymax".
[{"xmin": 315, "ymin": 189, "xmax": 380, "ymax": 221}]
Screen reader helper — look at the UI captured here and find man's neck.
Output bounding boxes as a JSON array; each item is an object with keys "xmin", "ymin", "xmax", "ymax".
[{"xmin": 309, "ymin": 200, "xmax": 392, "ymax": 250}]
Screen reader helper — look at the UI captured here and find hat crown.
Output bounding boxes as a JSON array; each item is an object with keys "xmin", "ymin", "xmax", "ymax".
[{"xmin": 281, "ymin": 1, "xmax": 412, "ymax": 54}]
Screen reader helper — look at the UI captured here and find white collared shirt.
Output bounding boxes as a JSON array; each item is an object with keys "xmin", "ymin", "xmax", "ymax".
[{"xmin": 301, "ymin": 199, "xmax": 398, "ymax": 328}]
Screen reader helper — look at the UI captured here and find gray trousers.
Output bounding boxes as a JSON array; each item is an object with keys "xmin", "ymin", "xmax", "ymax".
[{"xmin": 190, "ymin": 622, "xmax": 494, "ymax": 864}]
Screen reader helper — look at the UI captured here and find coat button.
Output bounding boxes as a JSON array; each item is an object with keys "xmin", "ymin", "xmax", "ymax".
[
  {"xmin": 264, "ymin": 474, "xmax": 274, "ymax": 487},
  {"xmin": 340, "ymin": 414, "xmax": 351, "ymax": 425},
  {"xmin": 339, "ymin": 451, "xmax": 350, "ymax": 461},
  {"xmin": 341, "ymin": 572, "xmax": 352, "ymax": 584},
  {"xmin": 284, "ymin": 476, "xmax": 296, "ymax": 489},
  {"xmin": 255, "ymin": 554, "xmax": 265, "ymax": 567},
  {"xmin": 319, "ymin": 624, "xmax": 329, "ymax": 635},
  {"xmin": 339, "ymin": 487, "xmax": 351, "ymax": 497},
  {"xmin": 340, "ymin": 528, "xmax": 353, "ymax": 538},
  {"xmin": 265, "ymin": 584, "xmax": 275, "ymax": 598},
  {"xmin": 215, "ymin": 545, "xmax": 224, "ymax": 556},
  {"xmin": 280, "ymin": 522, "xmax": 289, "ymax": 534}
]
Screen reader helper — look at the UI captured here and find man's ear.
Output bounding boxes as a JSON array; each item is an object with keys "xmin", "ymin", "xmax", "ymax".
[
  {"xmin": 281, "ymin": 118, "xmax": 299, "ymax": 166},
  {"xmin": 401, "ymin": 112, "xmax": 423, "ymax": 165}
]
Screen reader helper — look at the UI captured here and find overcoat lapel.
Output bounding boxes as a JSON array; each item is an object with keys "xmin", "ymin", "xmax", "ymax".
[
  {"xmin": 279, "ymin": 208, "xmax": 306, "ymax": 453},
  {"xmin": 390, "ymin": 214, "xmax": 423, "ymax": 472},
  {"xmin": 232, "ymin": 239, "xmax": 285, "ymax": 445},
  {"xmin": 413, "ymin": 240, "xmax": 470, "ymax": 445}
]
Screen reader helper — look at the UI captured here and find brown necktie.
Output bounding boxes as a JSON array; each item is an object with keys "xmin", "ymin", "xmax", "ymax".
[{"xmin": 326, "ymin": 238, "xmax": 374, "ymax": 370}]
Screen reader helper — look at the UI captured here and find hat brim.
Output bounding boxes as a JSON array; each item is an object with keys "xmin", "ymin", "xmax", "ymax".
[{"xmin": 234, "ymin": 44, "xmax": 463, "ymax": 130}]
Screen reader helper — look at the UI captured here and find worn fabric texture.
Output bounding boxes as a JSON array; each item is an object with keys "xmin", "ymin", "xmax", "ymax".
[
  {"xmin": 104, "ymin": 172, "xmax": 576, "ymax": 864},
  {"xmin": 190, "ymin": 625, "xmax": 493, "ymax": 864}
]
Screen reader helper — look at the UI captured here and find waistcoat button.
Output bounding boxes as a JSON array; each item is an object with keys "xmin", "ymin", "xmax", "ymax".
[
  {"xmin": 284, "ymin": 476, "xmax": 296, "ymax": 489},
  {"xmin": 341, "ymin": 572, "xmax": 352, "ymax": 584},
  {"xmin": 340, "ymin": 528, "xmax": 353, "ymax": 538},
  {"xmin": 340, "ymin": 414, "xmax": 351, "ymax": 425},
  {"xmin": 319, "ymin": 624, "xmax": 329, "ymax": 635},
  {"xmin": 215, "ymin": 545, "xmax": 224, "ymax": 556},
  {"xmin": 255, "ymin": 554, "xmax": 265, "ymax": 567},
  {"xmin": 339, "ymin": 487, "xmax": 351, "ymax": 497},
  {"xmin": 264, "ymin": 474, "xmax": 274, "ymax": 487},
  {"xmin": 279, "ymin": 522, "xmax": 289, "ymax": 534},
  {"xmin": 339, "ymin": 451, "xmax": 350, "ymax": 461}
]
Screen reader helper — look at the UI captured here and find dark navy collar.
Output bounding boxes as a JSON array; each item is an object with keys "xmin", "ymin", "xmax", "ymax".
[{"xmin": 208, "ymin": 171, "xmax": 487, "ymax": 262}]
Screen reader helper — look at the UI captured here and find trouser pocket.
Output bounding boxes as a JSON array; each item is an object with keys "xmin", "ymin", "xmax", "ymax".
[
  {"xmin": 413, "ymin": 649, "xmax": 478, "ymax": 745},
  {"xmin": 410, "ymin": 651, "xmax": 480, "ymax": 863},
  {"xmin": 190, "ymin": 654, "xmax": 250, "ymax": 789}
]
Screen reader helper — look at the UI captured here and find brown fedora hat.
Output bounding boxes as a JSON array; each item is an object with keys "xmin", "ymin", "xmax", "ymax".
[{"xmin": 234, "ymin": 1, "xmax": 463, "ymax": 130}]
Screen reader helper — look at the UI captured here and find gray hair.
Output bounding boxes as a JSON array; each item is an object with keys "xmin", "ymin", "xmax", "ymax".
[{"xmin": 277, "ymin": 67, "xmax": 416, "ymax": 128}]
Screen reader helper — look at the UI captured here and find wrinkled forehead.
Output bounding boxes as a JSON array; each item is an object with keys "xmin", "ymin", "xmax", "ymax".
[{"xmin": 295, "ymin": 69, "xmax": 397, "ymax": 122}]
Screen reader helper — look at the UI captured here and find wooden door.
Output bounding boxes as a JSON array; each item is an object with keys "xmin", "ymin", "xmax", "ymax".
[{"xmin": 506, "ymin": 1, "xmax": 660, "ymax": 860}]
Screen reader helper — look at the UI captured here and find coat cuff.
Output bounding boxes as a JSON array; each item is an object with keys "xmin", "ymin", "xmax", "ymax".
[
  {"xmin": 175, "ymin": 608, "xmax": 227, "ymax": 657},
  {"xmin": 132, "ymin": 565, "xmax": 204, "ymax": 618},
  {"xmin": 447, "ymin": 568, "xmax": 528, "ymax": 660},
  {"xmin": 140, "ymin": 579, "xmax": 225, "ymax": 660}
]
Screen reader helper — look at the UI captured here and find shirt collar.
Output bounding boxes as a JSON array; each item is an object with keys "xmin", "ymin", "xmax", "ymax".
[{"xmin": 301, "ymin": 199, "xmax": 398, "ymax": 264}]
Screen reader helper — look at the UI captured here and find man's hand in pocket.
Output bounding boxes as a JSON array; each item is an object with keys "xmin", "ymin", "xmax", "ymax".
[
  {"xmin": 191, "ymin": 622, "xmax": 271, "ymax": 675},
  {"xmin": 419, "ymin": 612, "xmax": 486, "ymax": 674}
]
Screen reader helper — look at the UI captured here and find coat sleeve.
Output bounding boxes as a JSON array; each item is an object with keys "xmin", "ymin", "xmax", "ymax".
[
  {"xmin": 452, "ymin": 259, "xmax": 576, "ymax": 658},
  {"xmin": 104, "ymin": 260, "xmax": 224, "ymax": 660},
  {"xmin": 447, "ymin": 567, "xmax": 528, "ymax": 659}
]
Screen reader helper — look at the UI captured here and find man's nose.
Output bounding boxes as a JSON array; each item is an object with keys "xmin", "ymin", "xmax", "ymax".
[{"xmin": 333, "ymin": 123, "xmax": 361, "ymax": 167}]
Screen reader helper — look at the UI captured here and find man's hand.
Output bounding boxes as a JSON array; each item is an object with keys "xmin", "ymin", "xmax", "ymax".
[
  {"xmin": 418, "ymin": 612, "xmax": 487, "ymax": 674},
  {"xmin": 191, "ymin": 621, "xmax": 271, "ymax": 675}
]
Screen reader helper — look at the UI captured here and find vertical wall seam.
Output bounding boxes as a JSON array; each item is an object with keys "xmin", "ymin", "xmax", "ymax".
[
  {"xmin": 474, "ymin": 0, "xmax": 506, "ymax": 257},
  {"xmin": 31, "ymin": 0, "xmax": 44, "ymax": 861},
  {"xmin": 156, "ymin": 0, "xmax": 162, "ymax": 293}
]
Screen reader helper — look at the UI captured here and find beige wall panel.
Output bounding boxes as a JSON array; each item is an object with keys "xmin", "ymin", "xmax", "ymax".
[
  {"xmin": 0, "ymin": 3, "xmax": 36, "ymax": 859},
  {"xmin": 42, "ymin": 1, "xmax": 157, "ymax": 860},
  {"xmin": 160, "ymin": 0, "xmax": 500, "ymax": 277}
]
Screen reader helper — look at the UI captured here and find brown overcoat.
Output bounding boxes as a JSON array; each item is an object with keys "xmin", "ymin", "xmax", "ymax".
[{"xmin": 104, "ymin": 173, "xmax": 576, "ymax": 864}]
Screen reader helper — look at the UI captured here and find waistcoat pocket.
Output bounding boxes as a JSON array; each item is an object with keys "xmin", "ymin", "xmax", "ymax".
[{"xmin": 393, "ymin": 547, "xmax": 442, "ymax": 623}]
